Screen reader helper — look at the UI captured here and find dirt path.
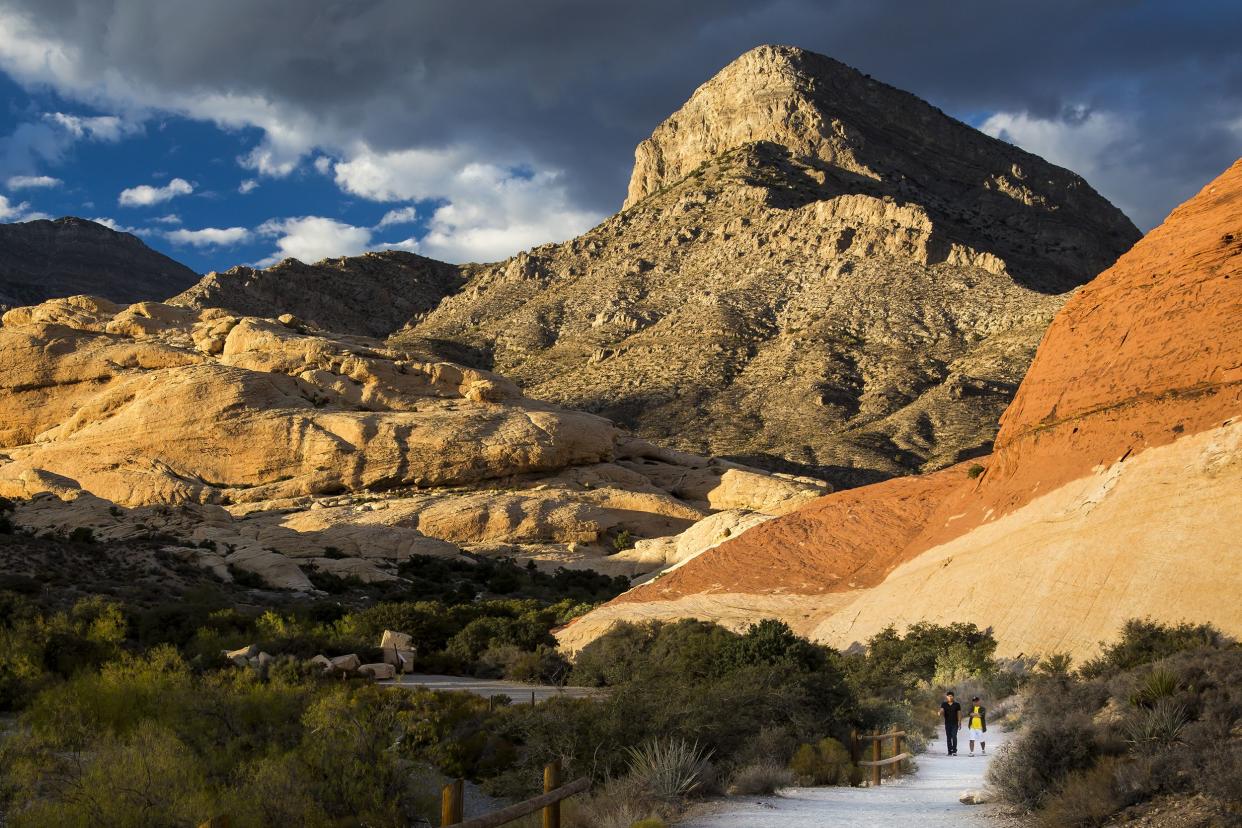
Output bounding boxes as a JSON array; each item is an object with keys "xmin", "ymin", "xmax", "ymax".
[
  {"xmin": 681, "ymin": 728, "xmax": 1007, "ymax": 827},
  {"xmin": 380, "ymin": 673, "xmax": 602, "ymax": 704}
]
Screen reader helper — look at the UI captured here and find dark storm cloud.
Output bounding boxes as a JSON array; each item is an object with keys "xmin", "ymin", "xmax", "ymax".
[{"xmin": 2, "ymin": 0, "xmax": 1239, "ymax": 228}]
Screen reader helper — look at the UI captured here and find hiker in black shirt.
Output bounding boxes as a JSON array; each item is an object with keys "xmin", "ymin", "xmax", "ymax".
[{"xmin": 938, "ymin": 691, "xmax": 962, "ymax": 755}]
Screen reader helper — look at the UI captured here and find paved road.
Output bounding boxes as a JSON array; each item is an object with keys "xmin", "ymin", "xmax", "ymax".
[
  {"xmin": 381, "ymin": 673, "xmax": 602, "ymax": 704},
  {"xmin": 681, "ymin": 728, "xmax": 1007, "ymax": 827}
]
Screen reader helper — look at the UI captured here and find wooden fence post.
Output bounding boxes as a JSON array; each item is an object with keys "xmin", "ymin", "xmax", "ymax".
[
  {"xmin": 897, "ymin": 730, "xmax": 906, "ymax": 775},
  {"xmin": 871, "ymin": 735, "xmax": 881, "ymax": 787},
  {"xmin": 441, "ymin": 778, "xmax": 463, "ymax": 826},
  {"xmin": 849, "ymin": 728, "xmax": 860, "ymax": 764},
  {"xmin": 542, "ymin": 759, "xmax": 562, "ymax": 828}
]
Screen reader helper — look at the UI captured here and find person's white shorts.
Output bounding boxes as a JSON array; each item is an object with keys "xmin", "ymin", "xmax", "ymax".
[{"xmin": 968, "ymin": 727, "xmax": 986, "ymax": 741}]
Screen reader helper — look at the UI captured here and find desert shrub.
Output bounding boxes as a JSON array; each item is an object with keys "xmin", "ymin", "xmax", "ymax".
[
  {"xmin": 966, "ymin": 463, "xmax": 985, "ymax": 478},
  {"xmin": 727, "ymin": 760, "xmax": 793, "ymax": 795},
  {"xmin": 477, "ymin": 643, "xmax": 570, "ymax": 683},
  {"xmin": 1200, "ymin": 742, "xmax": 1242, "ymax": 804},
  {"xmin": 625, "ymin": 737, "xmax": 714, "ymax": 799},
  {"xmin": 611, "ymin": 529, "xmax": 635, "ymax": 552},
  {"xmin": 4, "ymin": 721, "xmax": 218, "ymax": 828},
  {"xmin": 1080, "ymin": 619, "xmax": 1225, "ymax": 679},
  {"xmin": 988, "ymin": 713, "xmax": 1100, "ymax": 809},
  {"xmin": 1038, "ymin": 652, "xmax": 1074, "ymax": 678},
  {"xmin": 227, "ymin": 564, "xmax": 267, "ymax": 589},
  {"xmin": 1035, "ymin": 757, "xmax": 1122, "ymax": 828},
  {"xmin": 788, "ymin": 737, "xmax": 852, "ymax": 785},
  {"xmin": 68, "ymin": 526, "xmax": 95, "ymax": 544},
  {"xmin": 571, "ymin": 777, "xmax": 669, "ymax": 828}
]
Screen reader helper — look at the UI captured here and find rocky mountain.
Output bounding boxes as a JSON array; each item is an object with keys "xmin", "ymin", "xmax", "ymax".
[
  {"xmin": 560, "ymin": 157, "xmax": 1242, "ymax": 658},
  {"xmin": 171, "ymin": 251, "xmax": 464, "ymax": 339},
  {"xmin": 0, "ymin": 295, "xmax": 827, "ymax": 589},
  {"xmin": 0, "ymin": 217, "xmax": 199, "ymax": 310},
  {"xmin": 397, "ymin": 45, "xmax": 1140, "ymax": 486}
]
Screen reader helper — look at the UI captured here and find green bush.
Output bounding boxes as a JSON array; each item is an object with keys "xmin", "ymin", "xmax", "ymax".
[
  {"xmin": 727, "ymin": 759, "xmax": 793, "ymax": 795},
  {"xmin": 624, "ymin": 737, "xmax": 714, "ymax": 799},
  {"xmin": 845, "ymin": 621, "xmax": 998, "ymax": 697},
  {"xmin": 1080, "ymin": 619, "xmax": 1224, "ymax": 679}
]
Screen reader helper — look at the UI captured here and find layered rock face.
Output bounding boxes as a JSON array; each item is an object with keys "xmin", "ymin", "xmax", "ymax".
[
  {"xmin": 0, "ymin": 217, "xmax": 199, "ymax": 310},
  {"xmin": 0, "ymin": 295, "xmax": 827, "ymax": 589},
  {"xmin": 560, "ymin": 158, "xmax": 1242, "ymax": 658},
  {"xmin": 402, "ymin": 46, "xmax": 1139, "ymax": 485},
  {"xmin": 171, "ymin": 251, "xmax": 464, "ymax": 339}
]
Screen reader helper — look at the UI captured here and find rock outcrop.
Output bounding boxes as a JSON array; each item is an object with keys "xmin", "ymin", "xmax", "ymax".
[
  {"xmin": 399, "ymin": 45, "xmax": 1140, "ymax": 486},
  {"xmin": 560, "ymin": 158, "xmax": 1242, "ymax": 658},
  {"xmin": 0, "ymin": 217, "xmax": 199, "ymax": 310},
  {"xmin": 0, "ymin": 295, "xmax": 828, "ymax": 588},
  {"xmin": 171, "ymin": 251, "xmax": 464, "ymax": 339}
]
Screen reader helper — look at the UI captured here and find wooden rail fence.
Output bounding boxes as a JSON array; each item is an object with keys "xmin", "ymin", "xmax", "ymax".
[
  {"xmin": 441, "ymin": 759, "xmax": 589, "ymax": 828},
  {"xmin": 850, "ymin": 727, "xmax": 911, "ymax": 786}
]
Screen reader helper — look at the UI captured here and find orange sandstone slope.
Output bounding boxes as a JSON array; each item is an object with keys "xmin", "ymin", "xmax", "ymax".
[{"xmin": 560, "ymin": 159, "xmax": 1242, "ymax": 657}]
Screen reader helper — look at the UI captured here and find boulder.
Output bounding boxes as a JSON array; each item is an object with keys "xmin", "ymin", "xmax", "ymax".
[
  {"xmin": 224, "ymin": 644, "xmax": 258, "ymax": 661},
  {"xmin": 959, "ymin": 789, "xmax": 994, "ymax": 805},
  {"xmin": 359, "ymin": 662, "xmax": 396, "ymax": 680},
  {"xmin": 329, "ymin": 653, "xmax": 361, "ymax": 672},
  {"xmin": 379, "ymin": 629, "xmax": 413, "ymax": 650}
]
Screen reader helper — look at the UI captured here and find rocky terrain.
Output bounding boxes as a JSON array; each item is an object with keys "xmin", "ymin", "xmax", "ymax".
[
  {"xmin": 171, "ymin": 251, "xmax": 464, "ymax": 339},
  {"xmin": 0, "ymin": 217, "xmax": 199, "ymax": 311},
  {"xmin": 560, "ymin": 157, "xmax": 1242, "ymax": 658},
  {"xmin": 0, "ymin": 295, "xmax": 827, "ymax": 589},
  {"xmin": 397, "ymin": 45, "xmax": 1140, "ymax": 485}
]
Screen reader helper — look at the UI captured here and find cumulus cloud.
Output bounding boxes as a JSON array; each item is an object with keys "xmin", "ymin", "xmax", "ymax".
[
  {"xmin": 376, "ymin": 206, "xmax": 417, "ymax": 227},
  {"xmin": 0, "ymin": 194, "xmax": 49, "ymax": 221},
  {"xmin": 253, "ymin": 215, "xmax": 426, "ymax": 266},
  {"xmin": 238, "ymin": 178, "xmax": 259, "ymax": 194},
  {"xmin": 337, "ymin": 150, "xmax": 601, "ymax": 261},
  {"xmin": 255, "ymin": 216, "xmax": 374, "ymax": 266},
  {"xmin": 165, "ymin": 226, "xmax": 250, "ymax": 247},
  {"xmin": 118, "ymin": 177, "xmax": 194, "ymax": 207},
  {"xmin": 6, "ymin": 174, "xmax": 61, "ymax": 189},
  {"xmin": 44, "ymin": 112, "xmax": 138, "ymax": 142},
  {"xmin": 89, "ymin": 216, "xmax": 140, "ymax": 233}
]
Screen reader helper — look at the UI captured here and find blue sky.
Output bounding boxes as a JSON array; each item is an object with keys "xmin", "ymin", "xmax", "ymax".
[
  {"xmin": 0, "ymin": 1, "xmax": 1239, "ymax": 275},
  {"xmin": 0, "ymin": 72, "xmax": 444, "ymax": 272}
]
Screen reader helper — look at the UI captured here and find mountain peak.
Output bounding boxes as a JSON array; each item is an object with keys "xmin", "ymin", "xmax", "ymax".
[{"xmin": 624, "ymin": 45, "xmax": 1139, "ymax": 292}]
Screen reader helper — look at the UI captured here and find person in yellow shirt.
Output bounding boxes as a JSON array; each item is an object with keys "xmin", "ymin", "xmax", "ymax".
[{"xmin": 966, "ymin": 695, "xmax": 987, "ymax": 756}]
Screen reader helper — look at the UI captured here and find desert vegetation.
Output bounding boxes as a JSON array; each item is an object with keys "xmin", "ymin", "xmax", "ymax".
[
  {"xmin": 988, "ymin": 619, "xmax": 1241, "ymax": 826},
  {"xmin": 0, "ymin": 552, "xmax": 1011, "ymax": 827}
]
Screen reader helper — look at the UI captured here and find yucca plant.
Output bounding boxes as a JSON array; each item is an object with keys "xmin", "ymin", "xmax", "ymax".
[
  {"xmin": 1128, "ymin": 667, "xmax": 1180, "ymax": 707},
  {"xmin": 1124, "ymin": 698, "xmax": 1188, "ymax": 753},
  {"xmin": 624, "ymin": 737, "xmax": 714, "ymax": 799}
]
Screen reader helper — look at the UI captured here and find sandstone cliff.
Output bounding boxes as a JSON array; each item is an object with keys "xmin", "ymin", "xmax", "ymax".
[
  {"xmin": 0, "ymin": 295, "xmax": 827, "ymax": 589},
  {"xmin": 560, "ymin": 157, "xmax": 1242, "ymax": 658},
  {"xmin": 399, "ymin": 46, "xmax": 1140, "ymax": 486},
  {"xmin": 171, "ymin": 251, "xmax": 464, "ymax": 339},
  {"xmin": 0, "ymin": 217, "xmax": 199, "ymax": 310}
]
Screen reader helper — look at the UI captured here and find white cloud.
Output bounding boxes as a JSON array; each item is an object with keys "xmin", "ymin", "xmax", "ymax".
[
  {"xmin": 89, "ymin": 216, "xmax": 140, "ymax": 233},
  {"xmin": 377, "ymin": 205, "xmax": 417, "ymax": 227},
  {"xmin": 166, "ymin": 226, "xmax": 250, "ymax": 247},
  {"xmin": 238, "ymin": 178, "xmax": 259, "ymax": 194},
  {"xmin": 255, "ymin": 216, "xmax": 374, "ymax": 266},
  {"xmin": 118, "ymin": 177, "xmax": 194, "ymax": 207},
  {"xmin": 313, "ymin": 156, "xmax": 333, "ymax": 175},
  {"xmin": 252, "ymin": 215, "xmax": 428, "ymax": 266},
  {"xmin": 153, "ymin": 213, "xmax": 182, "ymax": 224},
  {"xmin": 335, "ymin": 149, "xmax": 602, "ymax": 262},
  {"xmin": 44, "ymin": 112, "xmax": 138, "ymax": 142},
  {"xmin": 6, "ymin": 174, "xmax": 61, "ymax": 189},
  {"xmin": 0, "ymin": 194, "xmax": 40, "ymax": 220}
]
